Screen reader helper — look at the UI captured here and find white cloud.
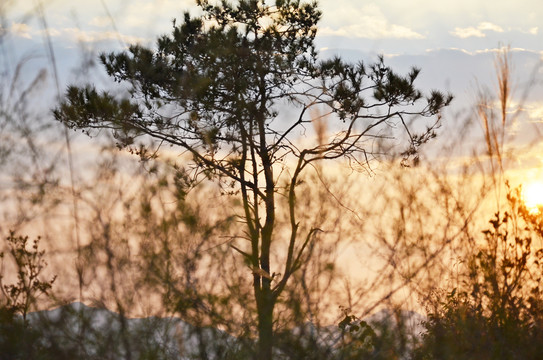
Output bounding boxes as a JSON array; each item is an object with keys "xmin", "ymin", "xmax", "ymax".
[
  {"xmin": 473, "ymin": 46, "xmax": 531, "ymax": 54},
  {"xmin": 450, "ymin": 21, "xmax": 504, "ymax": 38},
  {"xmin": 478, "ymin": 22, "xmax": 504, "ymax": 33},
  {"xmin": 38, "ymin": 28, "xmax": 61, "ymax": 37},
  {"xmin": 319, "ymin": 4, "xmax": 424, "ymax": 39},
  {"xmin": 525, "ymin": 103, "xmax": 543, "ymax": 122},
  {"xmin": 10, "ymin": 23, "xmax": 32, "ymax": 39},
  {"xmin": 119, "ymin": 0, "xmax": 198, "ymax": 29},
  {"xmin": 60, "ymin": 27, "xmax": 148, "ymax": 45},
  {"xmin": 89, "ymin": 16, "xmax": 111, "ymax": 28},
  {"xmin": 518, "ymin": 27, "xmax": 539, "ymax": 35},
  {"xmin": 450, "ymin": 26, "xmax": 485, "ymax": 38},
  {"xmin": 425, "ymin": 47, "xmax": 473, "ymax": 55}
]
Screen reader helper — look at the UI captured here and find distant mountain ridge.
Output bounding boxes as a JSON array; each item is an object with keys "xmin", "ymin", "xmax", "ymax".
[
  {"xmin": 24, "ymin": 302, "xmax": 235, "ymax": 359},
  {"xmin": 18, "ymin": 303, "xmax": 425, "ymax": 359}
]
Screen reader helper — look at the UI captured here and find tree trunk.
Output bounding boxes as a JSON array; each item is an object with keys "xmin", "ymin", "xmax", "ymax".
[{"xmin": 257, "ymin": 289, "xmax": 274, "ymax": 360}]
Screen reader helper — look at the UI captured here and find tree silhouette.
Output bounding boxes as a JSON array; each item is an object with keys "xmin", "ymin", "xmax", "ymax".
[{"xmin": 53, "ymin": 0, "xmax": 451, "ymax": 358}]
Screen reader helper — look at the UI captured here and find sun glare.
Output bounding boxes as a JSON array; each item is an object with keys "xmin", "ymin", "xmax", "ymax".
[{"xmin": 523, "ymin": 182, "xmax": 543, "ymax": 214}]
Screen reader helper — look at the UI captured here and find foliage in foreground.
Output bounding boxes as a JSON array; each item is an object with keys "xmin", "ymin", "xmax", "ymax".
[
  {"xmin": 0, "ymin": 232, "xmax": 56, "ymax": 321},
  {"xmin": 0, "ymin": 232, "xmax": 58, "ymax": 360},
  {"xmin": 415, "ymin": 186, "xmax": 543, "ymax": 360}
]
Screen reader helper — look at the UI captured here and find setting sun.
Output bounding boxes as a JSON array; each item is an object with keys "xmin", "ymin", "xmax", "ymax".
[{"xmin": 523, "ymin": 182, "xmax": 543, "ymax": 213}]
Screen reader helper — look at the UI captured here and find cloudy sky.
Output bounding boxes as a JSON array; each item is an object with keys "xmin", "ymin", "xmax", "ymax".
[
  {"xmin": 2, "ymin": 0, "xmax": 543, "ymax": 171},
  {"xmin": 5, "ymin": 0, "xmax": 543, "ymax": 53},
  {"xmin": 3, "ymin": 0, "xmax": 542, "ymax": 92}
]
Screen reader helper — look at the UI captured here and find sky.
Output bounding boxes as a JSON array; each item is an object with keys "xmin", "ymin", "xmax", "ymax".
[
  {"xmin": 1, "ymin": 0, "xmax": 543, "ymax": 175},
  {"xmin": 4, "ymin": 0, "xmax": 543, "ymax": 54},
  {"xmin": 3, "ymin": 0, "xmax": 542, "ymax": 98}
]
